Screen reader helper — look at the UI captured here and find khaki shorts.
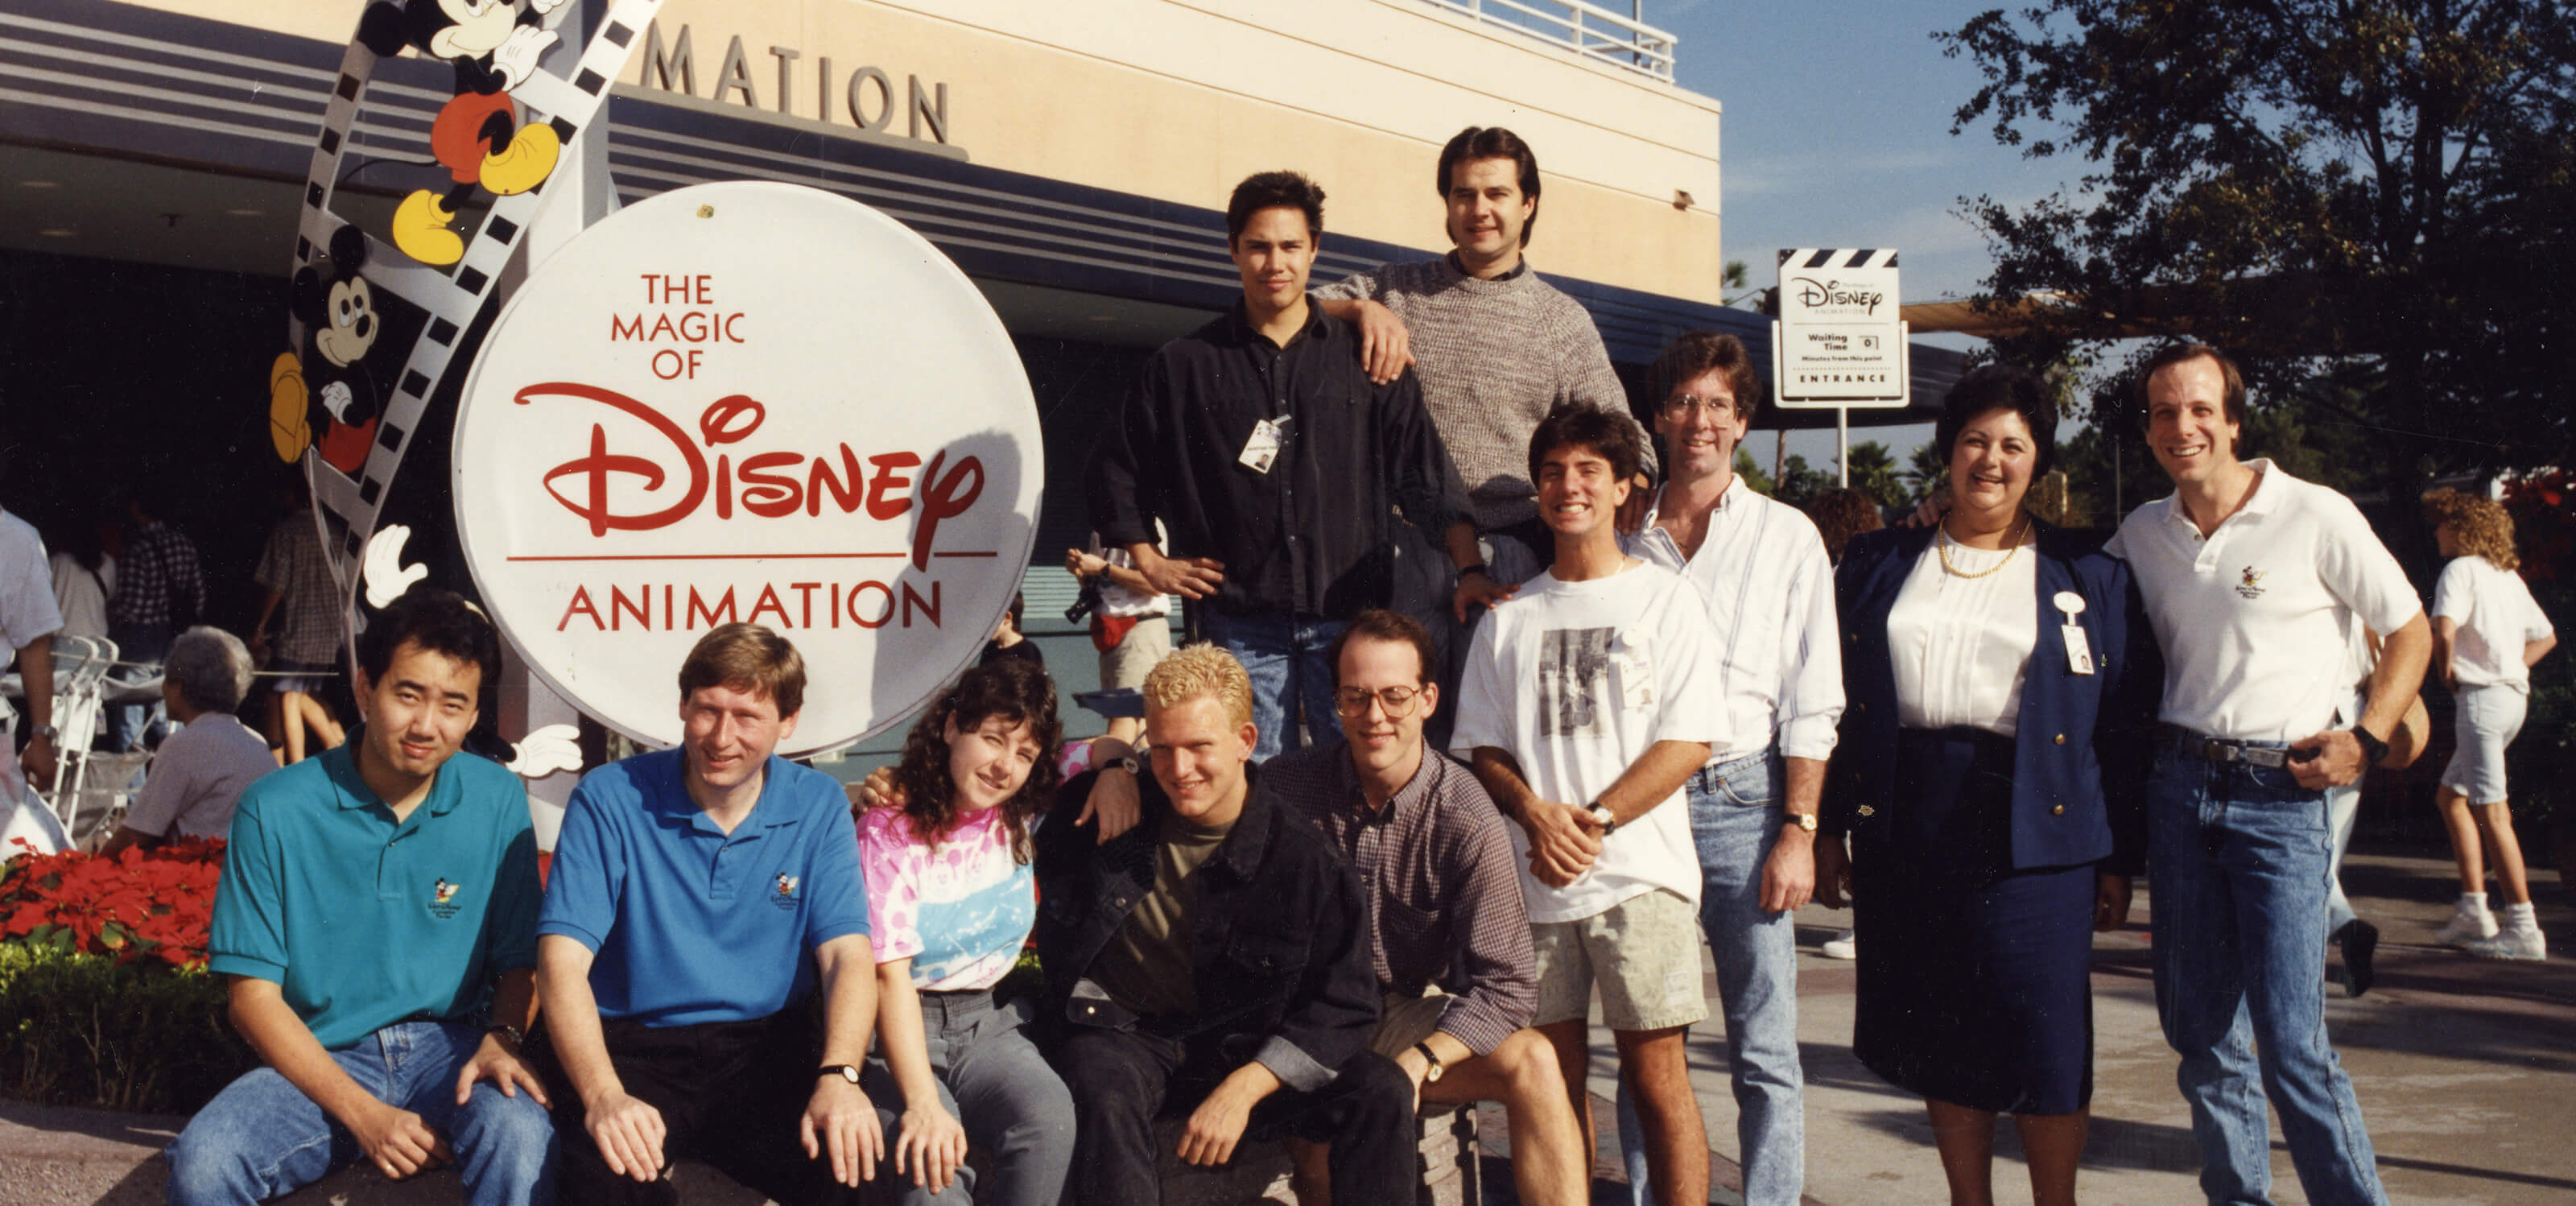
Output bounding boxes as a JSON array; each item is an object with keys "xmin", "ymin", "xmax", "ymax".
[
  {"xmin": 1530, "ymin": 890, "xmax": 1707, "ymax": 1032},
  {"xmin": 1099, "ymin": 615, "xmax": 1172, "ymax": 690},
  {"xmin": 1368, "ymin": 989, "xmax": 1453, "ymax": 1060}
]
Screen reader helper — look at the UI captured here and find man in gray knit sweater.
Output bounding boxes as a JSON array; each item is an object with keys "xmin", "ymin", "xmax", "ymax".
[{"xmin": 1314, "ymin": 126, "xmax": 1653, "ymax": 741}]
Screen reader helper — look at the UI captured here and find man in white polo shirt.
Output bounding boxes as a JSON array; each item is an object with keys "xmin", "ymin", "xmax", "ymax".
[
  {"xmin": 2110, "ymin": 343, "xmax": 2426, "ymax": 1206},
  {"xmin": 1610, "ymin": 331, "xmax": 1836, "ymax": 1206}
]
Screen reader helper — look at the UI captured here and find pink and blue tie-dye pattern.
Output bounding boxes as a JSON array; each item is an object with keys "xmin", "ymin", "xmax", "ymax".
[{"xmin": 858, "ymin": 806, "xmax": 1035, "ymax": 991}]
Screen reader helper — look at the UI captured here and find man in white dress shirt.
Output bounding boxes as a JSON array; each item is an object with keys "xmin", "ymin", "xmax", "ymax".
[
  {"xmin": 2110, "ymin": 343, "xmax": 2425, "ymax": 1206},
  {"xmin": 1608, "ymin": 331, "xmax": 1836, "ymax": 1206}
]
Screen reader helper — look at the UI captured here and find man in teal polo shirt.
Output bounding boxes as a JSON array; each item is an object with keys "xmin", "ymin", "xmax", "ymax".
[
  {"xmin": 535, "ymin": 623, "xmax": 881, "ymax": 1205},
  {"xmin": 170, "ymin": 588, "xmax": 552, "ymax": 1206}
]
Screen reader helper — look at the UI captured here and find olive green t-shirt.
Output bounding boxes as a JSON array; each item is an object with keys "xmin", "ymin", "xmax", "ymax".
[{"xmin": 1089, "ymin": 811, "xmax": 1235, "ymax": 1018}]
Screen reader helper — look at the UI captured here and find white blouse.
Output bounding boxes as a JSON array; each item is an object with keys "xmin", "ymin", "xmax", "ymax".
[{"xmin": 1888, "ymin": 533, "xmax": 2037, "ymax": 737}]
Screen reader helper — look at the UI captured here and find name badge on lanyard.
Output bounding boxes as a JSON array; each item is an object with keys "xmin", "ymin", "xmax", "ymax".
[
  {"xmin": 2055, "ymin": 590, "xmax": 2095, "ymax": 675},
  {"xmin": 1240, "ymin": 415, "xmax": 1290, "ymax": 474}
]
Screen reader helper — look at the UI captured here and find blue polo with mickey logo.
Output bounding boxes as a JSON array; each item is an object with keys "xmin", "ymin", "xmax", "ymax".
[
  {"xmin": 539, "ymin": 749, "xmax": 869, "ymax": 1026},
  {"xmin": 208, "ymin": 741, "xmax": 542, "ymax": 1051}
]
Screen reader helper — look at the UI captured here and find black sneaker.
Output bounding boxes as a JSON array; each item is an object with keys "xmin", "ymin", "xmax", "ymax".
[{"xmin": 2335, "ymin": 919, "xmax": 2380, "ymax": 998}]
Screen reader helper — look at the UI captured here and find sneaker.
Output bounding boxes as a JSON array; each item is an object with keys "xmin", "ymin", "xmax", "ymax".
[
  {"xmin": 1820, "ymin": 928, "xmax": 1857, "ymax": 960},
  {"xmin": 2466, "ymin": 925, "xmax": 2547, "ymax": 961},
  {"xmin": 2334, "ymin": 919, "xmax": 2379, "ymax": 997},
  {"xmin": 2436, "ymin": 907, "xmax": 2499, "ymax": 948}
]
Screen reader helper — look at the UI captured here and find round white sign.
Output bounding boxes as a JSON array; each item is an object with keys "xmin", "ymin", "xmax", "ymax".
[{"xmin": 453, "ymin": 181, "xmax": 1040, "ymax": 755}]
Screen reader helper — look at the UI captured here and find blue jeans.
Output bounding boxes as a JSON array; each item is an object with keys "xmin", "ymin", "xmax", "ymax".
[
  {"xmin": 863, "ymin": 990, "xmax": 1074, "ymax": 1206},
  {"xmin": 1199, "ymin": 609, "xmax": 1345, "ymax": 761},
  {"xmin": 166, "ymin": 1020, "xmax": 555, "ymax": 1206},
  {"xmin": 108, "ymin": 622, "xmax": 172, "ymax": 752},
  {"xmin": 2147, "ymin": 737, "xmax": 2385, "ymax": 1206},
  {"xmin": 1617, "ymin": 749, "xmax": 1804, "ymax": 1206}
]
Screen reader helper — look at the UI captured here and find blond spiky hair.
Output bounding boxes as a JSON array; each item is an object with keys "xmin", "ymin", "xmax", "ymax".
[
  {"xmin": 1141, "ymin": 642, "xmax": 1254, "ymax": 727},
  {"xmin": 2422, "ymin": 489, "xmax": 2520, "ymax": 572}
]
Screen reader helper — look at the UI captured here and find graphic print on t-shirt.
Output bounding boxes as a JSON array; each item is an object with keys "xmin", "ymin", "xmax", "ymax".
[{"xmin": 1539, "ymin": 626, "xmax": 1616, "ymax": 737}]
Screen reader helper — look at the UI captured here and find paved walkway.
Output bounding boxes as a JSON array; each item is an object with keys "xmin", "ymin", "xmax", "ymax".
[{"xmin": 2, "ymin": 849, "xmax": 2566, "ymax": 1206}]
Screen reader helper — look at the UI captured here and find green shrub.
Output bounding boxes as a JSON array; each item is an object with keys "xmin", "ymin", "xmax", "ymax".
[{"xmin": 0, "ymin": 936, "xmax": 255, "ymax": 1113}]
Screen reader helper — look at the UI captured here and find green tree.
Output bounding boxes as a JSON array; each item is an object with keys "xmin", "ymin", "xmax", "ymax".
[
  {"xmin": 1843, "ymin": 441, "xmax": 1906, "ymax": 509},
  {"xmin": 1901, "ymin": 440, "xmax": 1947, "ymax": 505},
  {"xmin": 1939, "ymin": 1, "xmax": 2576, "ymax": 508},
  {"xmin": 1768, "ymin": 454, "xmax": 1834, "ymax": 510},
  {"xmin": 1732, "ymin": 447, "xmax": 1774, "ymax": 496}
]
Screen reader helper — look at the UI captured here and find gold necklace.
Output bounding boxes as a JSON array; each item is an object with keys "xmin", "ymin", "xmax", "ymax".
[{"xmin": 1937, "ymin": 514, "xmax": 2026, "ymax": 579}]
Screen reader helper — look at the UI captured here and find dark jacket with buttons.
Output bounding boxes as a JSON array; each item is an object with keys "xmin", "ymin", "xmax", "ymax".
[
  {"xmin": 1822, "ymin": 521, "xmax": 2162, "ymax": 874},
  {"xmin": 1032, "ymin": 764, "xmax": 1381, "ymax": 1091}
]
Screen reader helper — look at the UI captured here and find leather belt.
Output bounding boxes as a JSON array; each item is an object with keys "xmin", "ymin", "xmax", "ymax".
[{"xmin": 2194, "ymin": 737, "xmax": 2292, "ymax": 769}]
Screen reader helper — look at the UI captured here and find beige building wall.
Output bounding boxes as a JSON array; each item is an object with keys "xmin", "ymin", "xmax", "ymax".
[{"xmin": 139, "ymin": 0, "xmax": 1724, "ymax": 302}]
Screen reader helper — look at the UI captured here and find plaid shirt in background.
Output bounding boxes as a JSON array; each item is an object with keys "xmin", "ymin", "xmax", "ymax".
[
  {"xmin": 254, "ymin": 517, "xmax": 342, "ymax": 664},
  {"xmin": 108, "ymin": 521, "xmax": 204, "ymax": 630}
]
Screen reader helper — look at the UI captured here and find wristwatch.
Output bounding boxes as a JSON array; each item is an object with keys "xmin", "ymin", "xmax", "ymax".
[
  {"xmin": 2348, "ymin": 726, "xmax": 2389, "ymax": 767},
  {"xmin": 485, "ymin": 1023, "xmax": 523, "ymax": 1051},
  {"xmin": 1583, "ymin": 802, "xmax": 1617, "ymax": 836},
  {"xmin": 1785, "ymin": 811, "xmax": 1819, "ymax": 833},
  {"xmin": 1106, "ymin": 752, "xmax": 1143, "ymax": 777},
  {"xmin": 27, "ymin": 724, "xmax": 56, "ymax": 741},
  {"xmin": 818, "ymin": 1064, "xmax": 863, "ymax": 1085},
  {"xmin": 1411, "ymin": 1042, "xmax": 1446, "ymax": 1084}
]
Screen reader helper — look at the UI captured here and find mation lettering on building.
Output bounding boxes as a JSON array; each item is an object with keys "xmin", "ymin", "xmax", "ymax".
[{"xmin": 454, "ymin": 182, "xmax": 1040, "ymax": 754}]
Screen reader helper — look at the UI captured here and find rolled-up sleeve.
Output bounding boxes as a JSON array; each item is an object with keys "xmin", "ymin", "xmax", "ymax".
[{"xmin": 1774, "ymin": 535, "xmax": 1846, "ymax": 760}]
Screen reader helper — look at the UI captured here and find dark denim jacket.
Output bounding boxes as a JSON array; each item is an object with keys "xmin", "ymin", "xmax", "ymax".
[{"xmin": 1032, "ymin": 765, "xmax": 1380, "ymax": 1092}]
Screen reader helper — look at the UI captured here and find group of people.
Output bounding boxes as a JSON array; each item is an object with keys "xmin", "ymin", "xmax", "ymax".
[{"xmin": 16, "ymin": 121, "xmax": 2531, "ymax": 1206}]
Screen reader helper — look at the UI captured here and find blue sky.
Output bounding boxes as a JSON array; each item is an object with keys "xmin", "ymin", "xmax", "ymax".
[{"xmin": 1652, "ymin": 1, "xmax": 2079, "ymax": 468}]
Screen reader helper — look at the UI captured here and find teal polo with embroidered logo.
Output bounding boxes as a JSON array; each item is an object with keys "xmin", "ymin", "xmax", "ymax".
[
  {"xmin": 539, "ymin": 749, "xmax": 869, "ymax": 1026},
  {"xmin": 207, "ymin": 741, "xmax": 542, "ymax": 1051}
]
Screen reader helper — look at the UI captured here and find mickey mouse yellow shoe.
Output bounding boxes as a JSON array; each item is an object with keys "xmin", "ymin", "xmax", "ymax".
[
  {"xmin": 268, "ymin": 350, "xmax": 312, "ymax": 462},
  {"xmin": 481, "ymin": 122, "xmax": 560, "ymax": 196},
  {"xmin": 393, "ymin": 188, "xmax": 464, "ymax": 266}
]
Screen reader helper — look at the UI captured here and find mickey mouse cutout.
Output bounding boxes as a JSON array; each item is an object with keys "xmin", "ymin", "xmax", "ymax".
[
  {"xmin": 357, "ymin": 0, "xmax": 569, "ymax": 266},
  {"xmin": 268, "ymin": 225, "xmax": 382, "ymax": 473}
]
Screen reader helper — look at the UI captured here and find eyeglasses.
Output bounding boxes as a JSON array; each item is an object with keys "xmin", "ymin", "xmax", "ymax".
[
  {"xmin": 1334, "ymin": 685, "xmax": 1424, "ymax": 717},
  {"xmin": 1659, "ymin": 394, "xmax": 1736, "ymax": 419}
]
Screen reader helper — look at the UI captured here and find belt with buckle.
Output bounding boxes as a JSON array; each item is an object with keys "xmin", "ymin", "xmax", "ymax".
[{"xmin": 2194, "ymin": 737, "xmax": 2291, "ymax": 769}]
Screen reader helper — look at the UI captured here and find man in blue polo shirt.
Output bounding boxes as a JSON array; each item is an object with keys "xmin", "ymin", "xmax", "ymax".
[
  {"xmin": 535, "ymin": 623, "xmax": 881, "ymax": 1205},
  {"xmin": 169, "ymin": 588, "xmax": 551, "ymax": 1206}
]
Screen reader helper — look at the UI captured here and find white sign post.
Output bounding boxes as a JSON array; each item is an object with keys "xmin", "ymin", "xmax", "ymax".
[
  {"xmin": 1771, "ymin": 248, "xmax": 1908, "ymax": 485},
  {"xmin": 452, "ymin": 181, "xmax": 1042, "ymax": 757}
]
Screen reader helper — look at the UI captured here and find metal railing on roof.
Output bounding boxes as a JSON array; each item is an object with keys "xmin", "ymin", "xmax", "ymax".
[{"xmin": 1415, "ymin": 0, "xmax": 1678, "ymax": 80}]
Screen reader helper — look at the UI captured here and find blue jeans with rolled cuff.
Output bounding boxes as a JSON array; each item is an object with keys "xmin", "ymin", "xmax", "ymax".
[{"xmin": 2148, "ymin": 733, "xmax": 2386, "ymax": 1206}]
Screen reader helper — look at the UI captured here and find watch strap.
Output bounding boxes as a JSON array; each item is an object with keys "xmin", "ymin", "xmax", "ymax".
[
  {"xmin": 818, "ymin": 1064, "xmax": 863, "ymax": 1084},
  {"xmin": 1411, "ymin": 1041, "xmax": 1444, "ymax": 1076},
  {"xmin": 2349, "ymin": 725, "xmax": 2388, "ymax": 766}
]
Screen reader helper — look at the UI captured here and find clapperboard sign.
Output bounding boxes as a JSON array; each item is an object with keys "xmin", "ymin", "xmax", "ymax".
[{"xmin": 1772, "ymin": 248, "xmax": 1909, "ymax": 408}]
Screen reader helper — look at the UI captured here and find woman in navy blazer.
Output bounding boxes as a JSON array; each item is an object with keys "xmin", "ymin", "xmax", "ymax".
[{"xmin": 1814, "ymin": 366, "xmax": 2159, "ymax": 1206}]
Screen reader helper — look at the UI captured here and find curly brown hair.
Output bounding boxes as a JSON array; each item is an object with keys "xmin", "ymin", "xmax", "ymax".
[
  {"xmin": 890, "ymin": 657, "xmax": 1063, "ymax": 862},
  {"xmin": 2423, "ymin": 489, "xmax": 2520, "ymax": 572}
]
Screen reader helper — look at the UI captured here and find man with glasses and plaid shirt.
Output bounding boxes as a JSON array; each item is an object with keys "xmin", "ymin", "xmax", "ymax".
[{"xmin": 1262, "ymin": 609, "xmax": 1587, "ymax": 1206}]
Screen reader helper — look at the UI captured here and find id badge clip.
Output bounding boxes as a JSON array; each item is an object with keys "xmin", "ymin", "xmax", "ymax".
[
  {"xmin": 1239, "ymin": 416, "xmax": 1290, "ymax": 474},
  {"xmin": 2054, "ymin": 591, "xmax": 2095, "ymax": 675}
]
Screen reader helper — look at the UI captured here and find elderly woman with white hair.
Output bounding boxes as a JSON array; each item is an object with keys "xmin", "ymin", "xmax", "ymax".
[{"xmin": 97, "ymin": 626, "xmax": 279, "ymax": 856}]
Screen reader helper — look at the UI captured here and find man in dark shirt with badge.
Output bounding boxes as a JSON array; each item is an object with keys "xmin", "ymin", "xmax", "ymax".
[
  {"xmin": 1088, "ymin": 170, "xmax": 1479, "ymax": 761},
  {"xmin": 1034, "ymin": 644, "xmax": 1410, "ymax": 1206}
]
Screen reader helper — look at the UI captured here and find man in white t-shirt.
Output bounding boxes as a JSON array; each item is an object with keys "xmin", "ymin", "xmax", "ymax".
[
  {"xmin": 1455, "ymin": 406, "xmax": 1727, "ymax": 1206},
  {"xmin": 2109, "ymin": 344, "xmax": 2427, "ymax": 1206},
  {"xmin": 2, "ymin": 506, "xmax": 64, "ymax": 796}
]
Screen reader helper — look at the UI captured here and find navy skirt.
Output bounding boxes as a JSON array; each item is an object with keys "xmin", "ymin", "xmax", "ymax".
[{"xmin": 1851, "ymin": 726, "xmax": 2095, "ymax": 1114}]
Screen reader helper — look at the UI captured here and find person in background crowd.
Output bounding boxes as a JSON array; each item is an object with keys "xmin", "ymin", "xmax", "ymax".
[
  {"xmin": 107, "ymin": 485, "xmax": 205, "ymax": 752},
  {"xmin": 167, "ymin": 588, "xmax": 551, "ymax": 1206},
  {"xmin": 1035, "ymin": 644, "xmax": 1411, "ymax": 1206},
  {"xmin": 1067, "ymin": 530, "xmax": 1170, "ymax": 750},
  {"xmin": 1311, "ymin": 126, "xmax": 1654, "ymax": 745},
  {"xmin": 2111, "ymin": 343, "xmax": 2424, "ymax": 1206},
  {"xmin": 252, "ymin": 484, "xmax": 347, "ymax": 763},
  {"xmin": 1088, "ymin": 170, "xmax": 1477, "ymax": 762},
  {"xmin": 47, "ymin": 518, "xmax": 114, "ymax": 642},
  {"xmin": 97, "ymin": 626, "xmax": 273, "ymax": 857},
  {"xmin": 1817, "ymin": 365, "xmax": 2159, "ymax": 1206},
  {"xmin": 2317, "ymin": 620, "xmax": 2429, "ymax": 997},
  {"xmin": 1263, "ymin": 609, "xmax": 1585, "ymax": 1206},
  {"xmin": 1612, "ymin": 332, "xmax": 1839, "ymax": 1206},
  {"xmin": 535, "ymin": 623, "xmax": 881, "ymax": 1205},
  {"xmin": 980, "ymin": 593, "xmax": 1043, "ymax": 671},
  {"xmin": 859, "ymin": 658, "xmax": 1074, "ymax": 1206},
  {"xmin": 2421, "ymin": 489, "xmax": 2557, "ymax": 960},
  {"xmin": 1455, "ymin": 406, "xmax": 1727, "ymax": 1206},
  {"xmin": 1802, "ymin": 486, "xmax": 1883, "ymax": 961},
  {"xmin": 2, "ymin": 497, "xmax": 63, "ymax": 797}
]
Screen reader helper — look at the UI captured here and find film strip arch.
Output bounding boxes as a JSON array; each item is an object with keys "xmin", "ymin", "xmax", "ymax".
[{"xmin": 264, "ymin": 0, "xmax": 666, "ymax": 650}]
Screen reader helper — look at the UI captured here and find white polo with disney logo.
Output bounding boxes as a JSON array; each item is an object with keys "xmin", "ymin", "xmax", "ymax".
[{"xmin": 2109, "ymin": 460, "xmax": 2421, "ymax": 741}]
